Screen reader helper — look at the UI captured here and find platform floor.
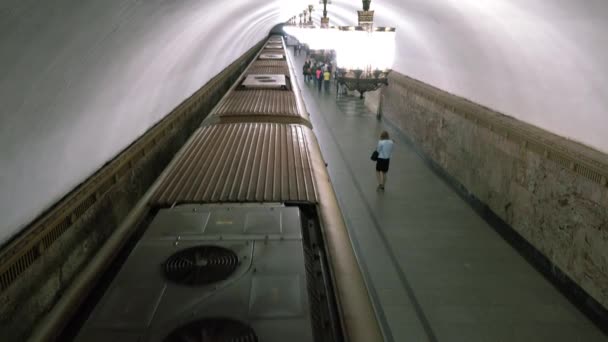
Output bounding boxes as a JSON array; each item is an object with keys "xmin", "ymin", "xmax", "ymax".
[{"xmin": 289, "ymin": 51, "xmax": 607, "ymax": 341}]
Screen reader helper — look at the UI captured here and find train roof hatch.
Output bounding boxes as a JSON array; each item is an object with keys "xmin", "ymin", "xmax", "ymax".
[
  {"xmin": 241, "ymin": 74, "xmax": 287, "ymax": 89},
  {"xmin": 259, "ymin": 53, "xmax": 285, "ymax": 60}
]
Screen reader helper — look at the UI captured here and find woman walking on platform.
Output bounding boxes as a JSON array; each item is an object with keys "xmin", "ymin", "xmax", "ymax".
[{"xmin": 375, "ymin": 131, "xmax": 394, "ymax": 191}]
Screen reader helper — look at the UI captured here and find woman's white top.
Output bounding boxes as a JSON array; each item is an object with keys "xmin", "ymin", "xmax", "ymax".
[{"xmin": 377, "ymin": 139, "xmax": 394, "ymax": 159}]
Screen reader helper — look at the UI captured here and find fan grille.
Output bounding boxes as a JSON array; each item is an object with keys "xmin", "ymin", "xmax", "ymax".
[
  {"xmin": 164, "ymin": 318, "xmax": 258, "ymax": 342},
  {"xmin": 163, "ymin": 246, "xmax": 238, "ymax": 285}
]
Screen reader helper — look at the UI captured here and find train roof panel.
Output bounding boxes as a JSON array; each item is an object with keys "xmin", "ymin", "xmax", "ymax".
[
  {"xmin": 246, "ymin": 64, "xmax": 290, "ymax": 75},
  {"xmin": 245, "ymin": 59, "xmax": 290, "ymax": 76},
  {"xmin": 247, "ymin": 60, "xmax": 289, "ymax": 75},
  {"xmin": 241, "ymin": 74, "xmax": 288, "ymax": 89},
  {"xmin": 150, "ymin": 123, "xmax": 319, "ymax": 206},
  {"xmin": 258, "ymin": 53, "xmax": 285, "ymax": 60},
  {"xmin": 262, "ymin": 49, "xmax": 285, "ymax": 54},
  {"xmin": 216, "ymin": 89, "xmax": 299, "ymax": 116},
  {"xmin": 250, "ymin": 60, "xmax": 288, "ymax": 67}
]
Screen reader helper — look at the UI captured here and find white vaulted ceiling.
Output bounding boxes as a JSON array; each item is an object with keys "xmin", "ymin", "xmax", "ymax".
[{"xmin": 0, "ymin": 0, "xmax": 607, "ymax": 244}]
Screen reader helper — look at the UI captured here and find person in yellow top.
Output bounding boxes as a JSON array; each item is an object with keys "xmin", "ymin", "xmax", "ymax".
[{"xmin": 323, "ymin": 69, "xmax": 331, "ymax": 92}]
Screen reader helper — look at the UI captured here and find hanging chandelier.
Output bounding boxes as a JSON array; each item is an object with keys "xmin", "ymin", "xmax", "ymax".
[
  {"xmin": 283, "ymin": 1, "xmax": 337, "ymax": 60},
  {"xmin": 335, "ymin": 0, "xmax": 396, "ymax": 98},
  {"xmin": 283, "ymin": 0, "xmax": 396, "ymax": 98}
]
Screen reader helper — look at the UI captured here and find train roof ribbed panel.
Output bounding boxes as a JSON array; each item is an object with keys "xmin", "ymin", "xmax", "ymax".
[
  {"xmin": 261, "ymin": 49, "xmax": 285, "ymax": 54},
  {"xmin": 250, "ymin": 60, "xmax": 288, "ymax": 67},
  {"xmin": 150, "ymin": 123, "xmax": 319, "ymax": 206},
  {"xmin": 247, "ymin": 60, "xmax": 289, "ymax": 75},
  {"xmin": 215, "ymin": 90, "xmax": 300, "ymax": 118},
  {"xmin": 247, "ymin": 65, "xmax": 290, "ymax": 75}
]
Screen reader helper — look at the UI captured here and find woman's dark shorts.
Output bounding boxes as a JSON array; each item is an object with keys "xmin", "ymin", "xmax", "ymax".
[{"xmin": 376, "ymin": 158, "xmax": 390, "ymax": 172}]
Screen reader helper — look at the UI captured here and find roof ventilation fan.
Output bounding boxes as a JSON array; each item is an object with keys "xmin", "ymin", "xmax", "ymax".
[{"xmin": 163, "ymin": 246, "xmax": 238, "ymax": 286}]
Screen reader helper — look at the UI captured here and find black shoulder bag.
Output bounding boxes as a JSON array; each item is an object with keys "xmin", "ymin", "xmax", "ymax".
[{"xmin": 371, "ymin": 150, "xmax": 379, "ymax": 161}]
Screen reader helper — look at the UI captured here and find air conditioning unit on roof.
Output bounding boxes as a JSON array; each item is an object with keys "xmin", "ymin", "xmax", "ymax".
[
  {"xmin": 241, "ymin": 74, "xmax": 288, "ymax": 89},
  {"xmin": 75, "ymin": 205, "xmax": 315, "ymax": 342},
  {"xmin": 259, "ymin": 53, "xmax": 284, "ymax": 60}
]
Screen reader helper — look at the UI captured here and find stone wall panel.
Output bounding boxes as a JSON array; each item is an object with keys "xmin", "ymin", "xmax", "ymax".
[{"xmin": 382, "ymin": 72, "xmax": 608, "ymax": 310}]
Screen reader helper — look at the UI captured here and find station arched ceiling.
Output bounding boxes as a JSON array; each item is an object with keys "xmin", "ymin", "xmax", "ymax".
[{"xmin": 0, "ymin": 0, "xmax": 606, "ymax": 243}]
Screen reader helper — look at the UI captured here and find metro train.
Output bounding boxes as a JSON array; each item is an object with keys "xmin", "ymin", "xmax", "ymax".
[{"xmin": 74, "ymin": 35, "xmax": 382, "ymax": 342}]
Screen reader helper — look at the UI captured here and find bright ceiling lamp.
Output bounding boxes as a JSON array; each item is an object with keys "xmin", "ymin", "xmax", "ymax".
[
  {"xmin": 283, "ymin": 19, "xmax": 313, "ymax": 45},
  {"xmin": 305, "ymin": 0, "xmax": 340, "ymax": 62},
  {"xmin": 335, "ymin": 27, "xmax": 396, "ymax": 71},
  {"xmin": 369, "ymin": 27, "xmax": 396, "ymax": 71},
  {"xmin": 284, "ymin": 24, "xmax": 316, "ymax": 47},
  {"xmin": 335, "ymin": 27, "xmax": 370, "ymax": 70},
  {"xmin": 335, "ymin": 0, "xmax": 396, "ymax": 99},
  {"xmin": 282, "ymin": 0, "xmax": 396, "ymax": 100},
  {"xmin": 307, "ymin": 26, "xmax": 340, "ymax": 50},
  {"xmin": 282, "ymin": 25, "xmax": 300, "ymax": 38}
]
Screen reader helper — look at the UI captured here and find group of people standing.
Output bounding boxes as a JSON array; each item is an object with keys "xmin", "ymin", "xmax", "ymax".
[
  {"xmin": 303, "ymin": 58, "xmax": 333, "ymax": 93},
  {"xmin": 290, "ymin": 40, "xmax": 394, "ymax": 192}
]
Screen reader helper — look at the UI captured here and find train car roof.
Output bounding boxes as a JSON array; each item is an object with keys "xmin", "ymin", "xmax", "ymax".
[
  {"xmin": 246, "ymin": 60, "xmax": 289, "ymax": 75},
  {"xmin": 150, "ymin": 123, "xmax": 319, "ymax": 206},
  {"xmin": 212, "ymin": 89, "xmax": 309, "ymax": 126},
  {"xmin": 260, "ymin": 49, "xmax": 285, "ymax": 55}
]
